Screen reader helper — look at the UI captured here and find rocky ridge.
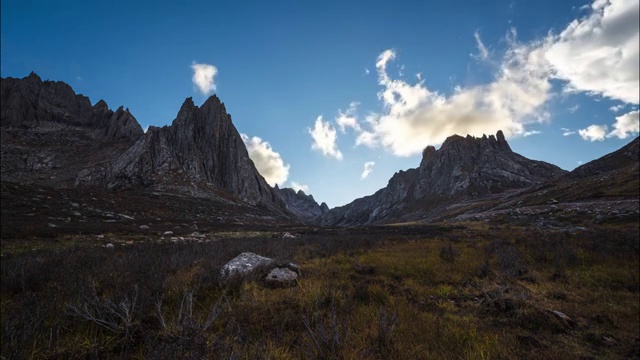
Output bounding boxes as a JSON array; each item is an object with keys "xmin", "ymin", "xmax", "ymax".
[
  {"xmin": 1, "ymin": 73, "xmax": 286, "ymax": 211},
  {"xmin": 321, "ymin": 131, "xmax": 567, "ymax": 226},
  {"xmin": 275, "ymin": 186, "xmax": 329, "ymax": 223}
]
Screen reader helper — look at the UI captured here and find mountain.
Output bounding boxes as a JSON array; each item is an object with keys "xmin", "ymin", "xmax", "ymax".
[
  {"xmin": 1, "ymin": 73, "xmax": 285, "ymax": 211},
  {"xmin": 499, "ymin": 136, "xmax": 639, "ymax": 207},
  {"xmin": 275, "ymin": 186, "xmax": 329, "ymax": 223},
  {"xmin": 1, "ymin": 72, "xmax": 144, "ymax": 187},
  {"xmin": 321, "ymin": 131, "xmax": 567, "ymax": 226}
]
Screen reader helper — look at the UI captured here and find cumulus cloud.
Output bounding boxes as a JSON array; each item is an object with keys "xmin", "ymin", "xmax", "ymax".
[
  {"xmin": 241, "ymin": 134, "xmax": 290, "ymax": 186},
  {"xmin": 308, "ymin": 116, "xmax": 343, "ymax": 160},
  {"xmin": 355, "ymin": 35, "xmax": 552, "ymax": 156},
  {"xmin": 290, "ymin": 181, "xmax": 310, "ymax": 193},
  {"xmin": 191, "ymin": 62, "xmax": 218, "ymax": 95},
  {"xmin": 361, "ymin": 161, "xmax": 375, "ymax": 179},
  {"xmin": 336, "ymin": 102, "xmax": 361, "ymax": 133},
  {"xmin": 607, "ymin": 110, "xmax": 639, "ymax": 139},
  {"xmin": 579, "ymin": 124, "xmax": 608, "ymax": 141},
  {"xmin": 316, "ymin": 0, "xmax": 638, "ymax": 157},
  {"xmin": 544, "ymin": 0, "xmax": 639, "ymax": 104},
  {"xmin": 609, "ymin": 104, "xmax": 626, "ymax": 113}
]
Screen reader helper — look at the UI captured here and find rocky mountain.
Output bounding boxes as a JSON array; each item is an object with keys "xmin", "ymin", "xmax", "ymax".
[
  {"xmin": 1, "ymin": 72, "xmax": 144, "ymax": 187},
  {"xmin": 321, "ymin": 131, "xmax": 567, "ymax": 226},
  {"xmin": 275, "ymin": 186, "xmax": 329, "ymax": 223},
  {"xmin": 1, "ymin": 73, "xmax": 285, "ymax": 211}
]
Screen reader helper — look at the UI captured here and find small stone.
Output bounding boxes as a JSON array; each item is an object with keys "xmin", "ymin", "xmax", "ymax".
[
  {"xmin": 163, "ymin": 231, "xmax": 174, "ymax": 236},
  {"xmin": 104, "ymin": 243, "xmax": 114, "ymax": 249},
  {"xmin": 48, "ymin": 223, "xmax": 57, "ymax": 228},
  {"xmin": 139, "ymin": 225, "xmax": 150, "ymax": 230}
]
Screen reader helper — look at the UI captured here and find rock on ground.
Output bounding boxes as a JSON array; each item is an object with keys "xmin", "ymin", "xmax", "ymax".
[{"xmin": 219, "ymin": 252, "xmax": 300, "ymax": 287}]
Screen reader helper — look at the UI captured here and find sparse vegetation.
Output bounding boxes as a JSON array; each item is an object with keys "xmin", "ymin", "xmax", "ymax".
[{"xmin": 1, "ymin": 223, "xmax": 639, "ymax": 359}]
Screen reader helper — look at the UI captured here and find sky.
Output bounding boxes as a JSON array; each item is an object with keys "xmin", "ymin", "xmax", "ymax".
[{"xmin": 1, "ymin": 0, "xmax": 638, "ymax": 208}]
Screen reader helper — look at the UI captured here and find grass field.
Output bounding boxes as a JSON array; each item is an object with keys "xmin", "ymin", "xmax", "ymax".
[{"xmin": 1, "ymin": 222, "xmax": 638, "ymax": 359}]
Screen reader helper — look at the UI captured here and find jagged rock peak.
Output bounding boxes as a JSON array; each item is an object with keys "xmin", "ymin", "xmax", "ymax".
[
  {"xmin": 440, "ymin": 131, "xmax": 512, "ymax": 152},
  {"xmin": 320, "ymin": 202, "xmax": 329, "ymax": 213},
  {"xmin": 420, "ymin": 145, "xmax": 437, "ymax": 167},
  {"xmin": 1, "ymin": 72, "xmax": 143, "ymax": 141},
  {"xmin": 27, "ymin": 71, "xmax": 42, "ymax": 82},
  {"xmin": 173, "ymin": 95, "xmax": 230, "ymax": 127},
  {"xmin": 93, "ymin": 99, "xmax": 109, "ymax": 110}
]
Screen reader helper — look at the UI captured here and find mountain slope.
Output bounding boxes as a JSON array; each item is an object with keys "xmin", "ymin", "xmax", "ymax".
[
  {"xmin": 321, "ymin": 131, "xmax": 566, "ymax": 226},
  {"xmin": 500, "ymin": 136, "xmax": 639, "ymax": 207}
]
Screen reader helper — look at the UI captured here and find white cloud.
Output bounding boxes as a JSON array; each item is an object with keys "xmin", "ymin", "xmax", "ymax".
[
  {"xmin": 290, "ymin": 181, "xmax": 310, "ymax": 193},
  {"xmin": 579, "ymin": 124, "xmax": 608, "ymax": 141},
  {"xmin": 364, "ymin": 68, "xmax": 370, "ymax": 75},
  {"xmin": 562, "ymin": 127, "xmax": 577, "ymax": 136},
  {"xmin": 474, "ymin": 30, "xmax": 490, "ymax": 60},
  {"xmin": 608, "ymin": 110, "xmax": 639, "ymax": 139},
  {"xmin": 355, "ymin": 130, "xmax": 379, "ymax": 148},
  {"xmin": 355, "ymin": 36, "xmax": 552, "ymax": 156},
  {"xmin": 308, "ymin": 116, "xmax": 343, "ymax": 160},
  {"xmin": 361, "ymin": 161, "xmax": 375, "ymax": 179},
  {"xmin": 241, "ymin": 134, "xmax": 290, "ymax": 186},
  {"xmin": 336, "ymin": 101, "xmax": 361, "ymax": 133},
  {"xmin": 523, "ymin": 130, "xmax": 542, "ymax": 137},
  {"xmin": 544, "ymin": 0, "xmax": 639, "ymax": 104},
  {"xmin": 322, "ymin": 0, "xmax": 638, "ymax": 157},
  {"xmin": 191, "ymin": 62, "xmax": 218, "ymax": 95},
  {"xmin": 609, "ymin": 104, "xmax": 626, "ymax": 112}
]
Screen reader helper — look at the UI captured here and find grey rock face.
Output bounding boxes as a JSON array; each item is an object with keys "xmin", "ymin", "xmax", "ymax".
[
  {"xmin": 276, "ymin": 186, "xmax": 329, "ymax": 223},
  {"xmin": 1, "ymin": 72, "xmax": 143, "ymax": 141},
  {"xmin": 100, "ymin": 96, "xmax": 284, "ymax": 208},
  {"xmin": 413, "ymin": 131, "xmax": 564, "ymax": 198},
  {"xmin": 321, "ymin": 131, "xmax": 566, "ymax": 226}
]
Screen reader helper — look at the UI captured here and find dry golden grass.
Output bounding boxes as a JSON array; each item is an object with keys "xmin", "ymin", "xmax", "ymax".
[{"xmin": 1, "ymin": 224, "xmax": 638, "ymax": 359}]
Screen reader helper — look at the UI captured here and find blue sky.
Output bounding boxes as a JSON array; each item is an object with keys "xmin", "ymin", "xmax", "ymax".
[{"xmin": 2, "ymin": 0, "xmax": 638, "ymax": 208}]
